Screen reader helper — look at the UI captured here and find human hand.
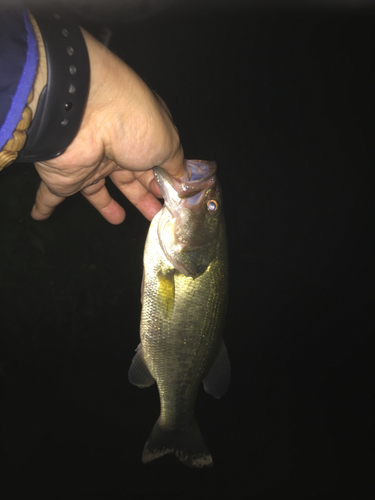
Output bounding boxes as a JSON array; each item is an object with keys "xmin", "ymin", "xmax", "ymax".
[{"xmin": 30, "ymin": 28, "xmax": 184, "ymax": 224}]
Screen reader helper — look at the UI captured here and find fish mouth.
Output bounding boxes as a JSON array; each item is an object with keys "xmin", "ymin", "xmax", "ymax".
[{"xmin": 154, "ymin": 160, "xmax": 217, "ymax": 206}]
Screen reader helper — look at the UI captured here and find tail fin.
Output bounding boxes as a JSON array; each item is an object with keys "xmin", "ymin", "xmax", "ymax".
[{"xmin": 142, "ymin": 417, "xmax": 213, "ymax": 468}]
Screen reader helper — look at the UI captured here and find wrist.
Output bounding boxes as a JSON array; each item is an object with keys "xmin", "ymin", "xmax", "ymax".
[{"xmin": 17, "ymin": 8, "xmax": 90, "ymax": 163}]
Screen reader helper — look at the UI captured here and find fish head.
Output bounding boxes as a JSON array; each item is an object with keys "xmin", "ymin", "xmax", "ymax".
[{"xmin": 154, "ymin": 160, "xmax": 224, "ymax": 278}]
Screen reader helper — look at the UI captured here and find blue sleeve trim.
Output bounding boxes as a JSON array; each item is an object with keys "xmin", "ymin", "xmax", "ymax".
[{"xmin": 0, "ymin": 10, "xmax": 39, "ymax": 150}]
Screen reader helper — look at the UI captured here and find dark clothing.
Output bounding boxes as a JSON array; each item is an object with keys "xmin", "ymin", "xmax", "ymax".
[{"xmin": 0, "ymin": 6, "xmax": 38, "ymax": 149}]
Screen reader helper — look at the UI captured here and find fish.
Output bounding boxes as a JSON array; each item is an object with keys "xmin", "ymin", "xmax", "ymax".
[{"xmin": 128, "ymin": 159, "xmax": 229, "ymax": 467}]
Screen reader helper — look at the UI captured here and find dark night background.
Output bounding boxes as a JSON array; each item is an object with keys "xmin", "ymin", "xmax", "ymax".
[{"xmin": 1, "ymin": 1, "xmax": 375, "ymax": 498}]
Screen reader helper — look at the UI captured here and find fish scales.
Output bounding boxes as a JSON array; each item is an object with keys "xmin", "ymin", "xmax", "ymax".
[{"xmin": 142, "ymin": 219, "xmax": 227, "ymax": 426}]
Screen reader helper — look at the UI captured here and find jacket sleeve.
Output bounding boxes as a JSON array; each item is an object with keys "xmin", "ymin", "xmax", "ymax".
[{"xmin": 0, "ymin": 6, "xmax": 38, "ymax": 150}]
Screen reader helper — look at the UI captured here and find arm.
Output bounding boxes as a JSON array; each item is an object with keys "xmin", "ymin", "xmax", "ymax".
[{"xmin": 1, "ymin": 8, "xmax": 184, "ymax": 224}]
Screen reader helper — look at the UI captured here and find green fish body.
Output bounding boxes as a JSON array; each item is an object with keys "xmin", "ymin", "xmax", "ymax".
[{"xmin": 129, "ymin": 160, "xmax": 229, "ymax": 467}]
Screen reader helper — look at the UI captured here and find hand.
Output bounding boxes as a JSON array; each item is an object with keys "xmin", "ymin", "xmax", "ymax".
[{"xmin": 30, "ymin": 28, "xmax": 184, "ymax": 224}]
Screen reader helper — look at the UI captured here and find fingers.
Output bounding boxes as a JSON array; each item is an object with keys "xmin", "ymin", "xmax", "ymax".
[
  {"xmin": 31, "ymin": 180, "xmax": 66, "ymax": 221},
  {"xmin": 31, "ymin": 151, "xmax": 182, "ymax": 224},
  {"xmin": 31, "ymin": 173, "xmax": 126, "ymax": 225},
  {"xmin": 81, "ymin": 179, "xmax": 126, "ymax": 225},
  {"xmin": 111, "ymin": 170, "xmax": 162, "ymax": 221}
]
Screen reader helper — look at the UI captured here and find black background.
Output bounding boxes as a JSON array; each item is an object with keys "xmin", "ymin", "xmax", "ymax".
[{"xmin": 1, "ymin": 2, "xmax": 375, "ymax": 499}]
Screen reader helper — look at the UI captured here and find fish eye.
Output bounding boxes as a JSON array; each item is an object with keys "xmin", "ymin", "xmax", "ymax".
[{"xmin": 207, "ymin": 199, "xmax": 220, "ymax": 215}]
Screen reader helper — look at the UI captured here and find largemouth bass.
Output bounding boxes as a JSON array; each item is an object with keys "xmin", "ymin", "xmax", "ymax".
[{"xmin": 129, "ymin": 159, "xmax": 229, "ymax": 467}]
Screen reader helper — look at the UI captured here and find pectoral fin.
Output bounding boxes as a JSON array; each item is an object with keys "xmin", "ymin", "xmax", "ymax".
[
  {"xmin": 157, "ymin": 269, "xmax": 175, "ymax": 320},
  {"xmin": 203, "ymin": 341, "xmax": 230, "ymax": 399},
  {"xmin": 128, "ymin": 344, "xmax": 155, "ymax": 388}
]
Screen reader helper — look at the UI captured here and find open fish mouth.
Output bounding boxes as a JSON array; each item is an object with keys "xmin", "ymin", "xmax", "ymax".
[{"xmin": 154, "ymin": 160, "xmax": 217, "ymax": 204}]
